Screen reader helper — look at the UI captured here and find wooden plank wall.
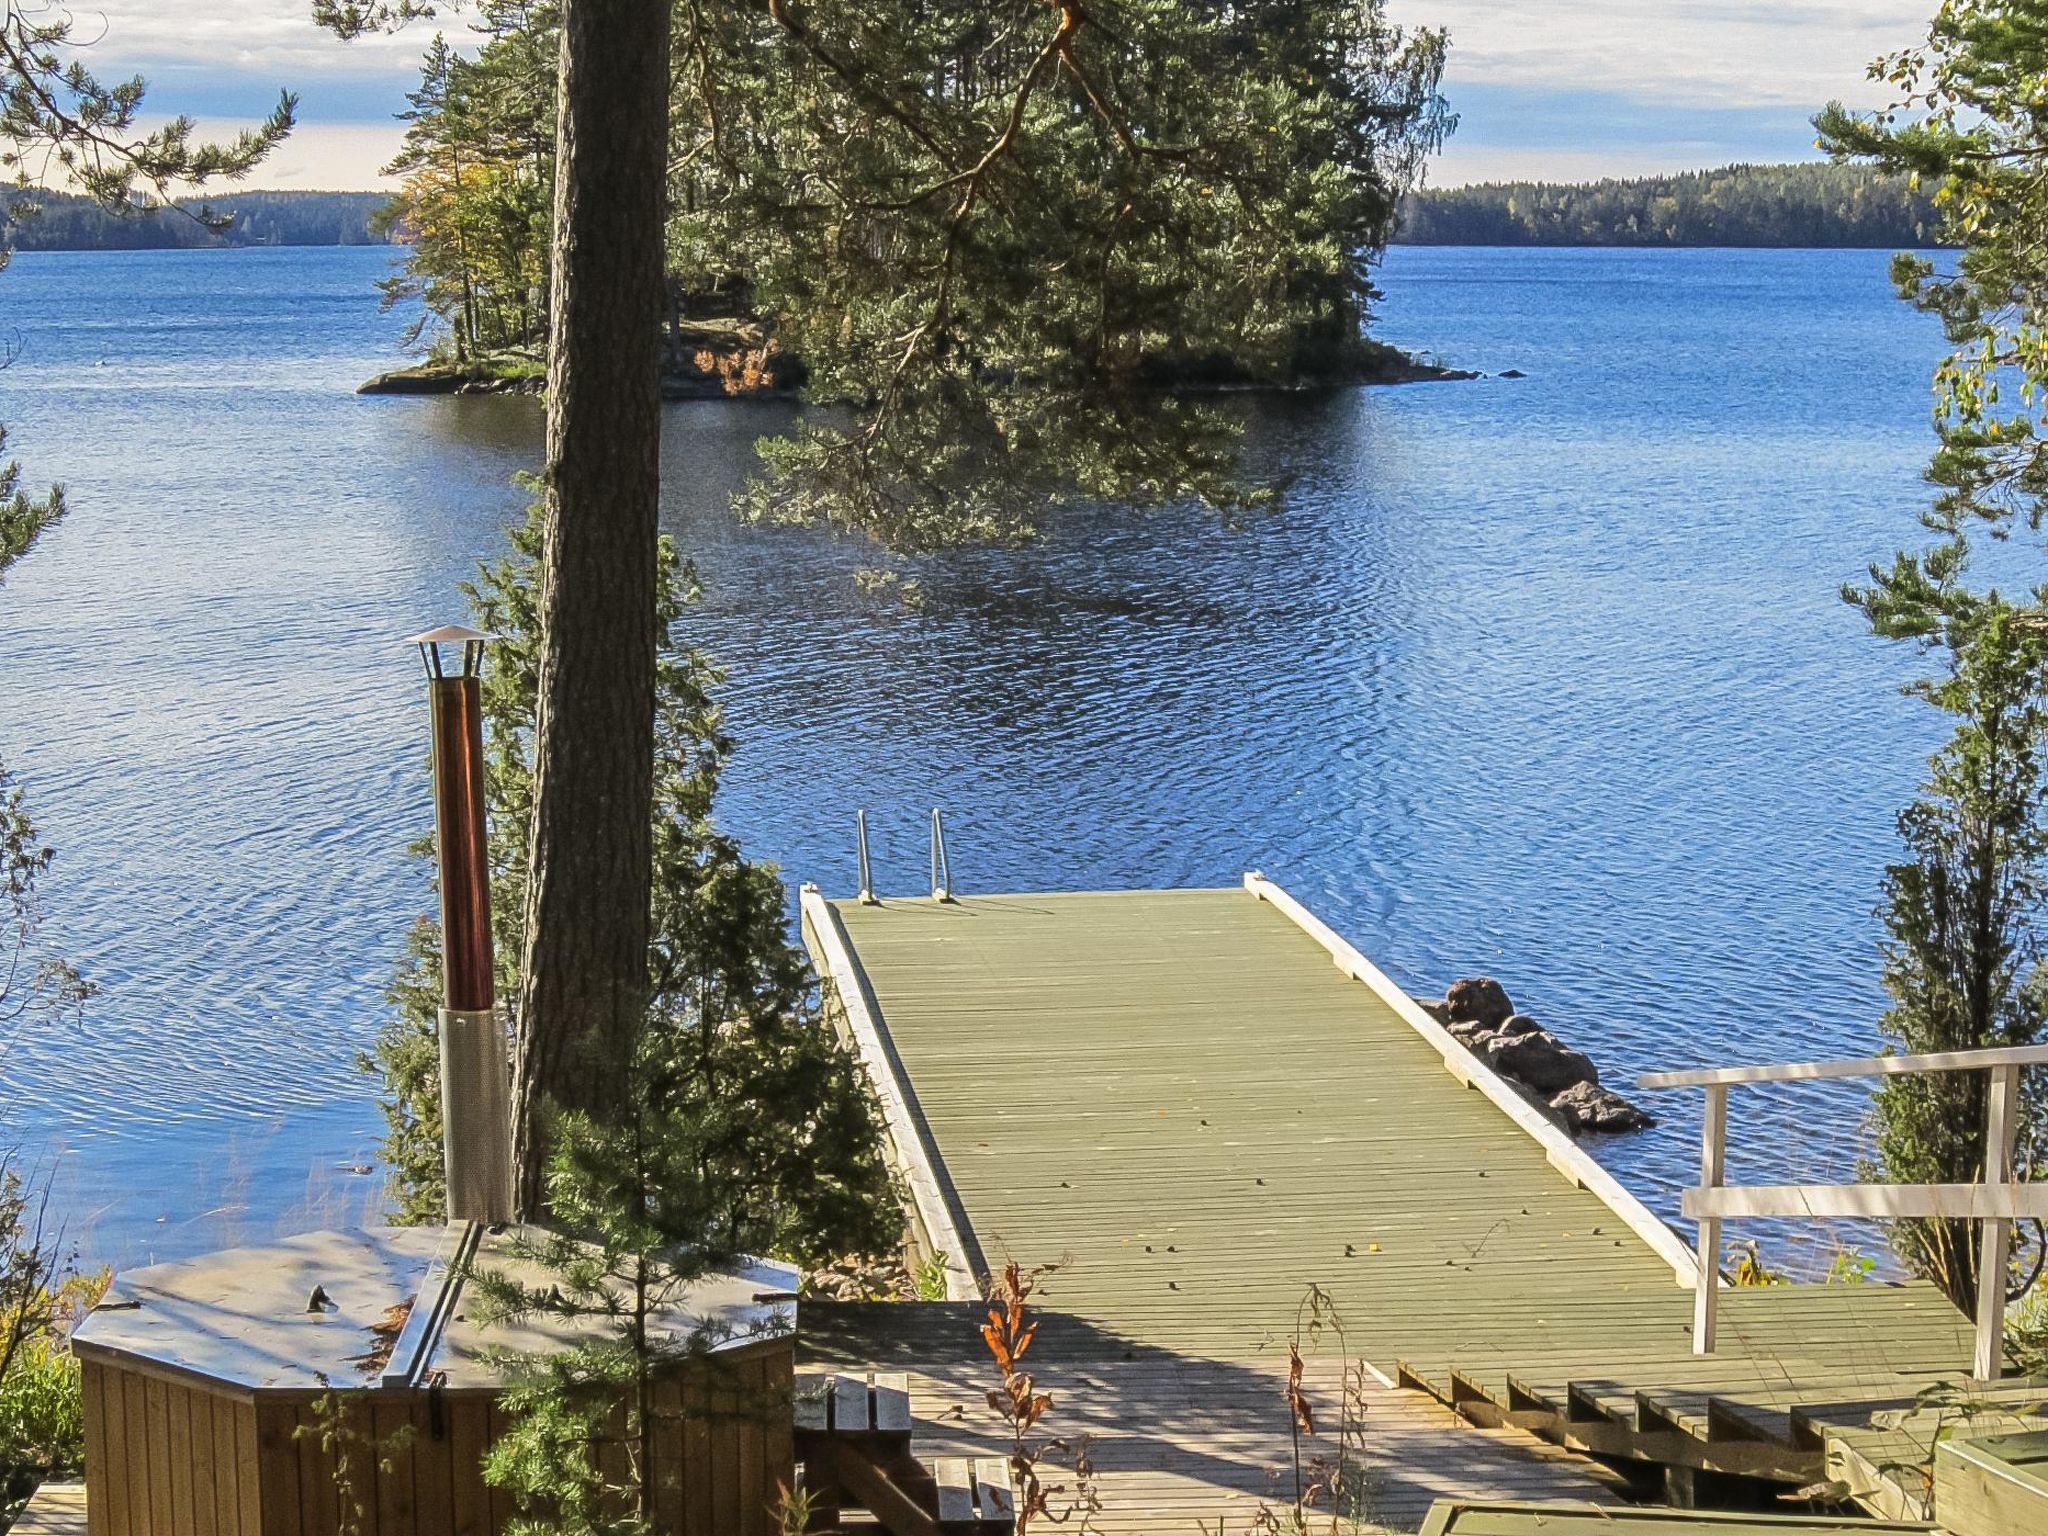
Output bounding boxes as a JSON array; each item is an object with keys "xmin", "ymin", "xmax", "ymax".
[
  {"xmin": 83, "ymin": 1359, "xmax": 261, "ymax": 1536},
  {"xmin": 82, "ymin": 1348, "xmax": 794, "ymax": 1535}
]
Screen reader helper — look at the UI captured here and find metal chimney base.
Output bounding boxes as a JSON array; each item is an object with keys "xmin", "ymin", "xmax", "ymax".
[{"xmin": 439, "ymin": 1005, "xmax": 514, "ymax": 1225}]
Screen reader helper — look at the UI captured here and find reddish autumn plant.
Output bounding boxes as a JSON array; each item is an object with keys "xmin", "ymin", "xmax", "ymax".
[
  {"xmin": 980, "ymin": 1260, "xmax": 1098, "ymax": 1533},
  {"xmin": 1255, "ymin": 1284, "xmax": 1382, "ymax": 1535}
]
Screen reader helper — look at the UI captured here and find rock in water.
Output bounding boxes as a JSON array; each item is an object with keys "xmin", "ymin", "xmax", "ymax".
[
  {"xmin": 1550, "ymin": 1081, "xmax": 1655, "ymax": 1134},
  {"xmin": 1485, "ymin": 1029, "xmax": 1598, "ymax": 1093},
  {"xmin": 1414, "ymin": 996, "xmax": 1452, "ymax": 1024},
  {"xmin": 1495, "ymin": 1013, "xmax": 1543, "ymax": 1038},
  {"xmin": 1446, "ymin": 976, "xmax": 1515, "ymax": 1029}
]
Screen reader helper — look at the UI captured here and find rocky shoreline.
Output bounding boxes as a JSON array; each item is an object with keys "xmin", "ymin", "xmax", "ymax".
[
  {"xmin": 1413, "ymin": 976, "xmax": 1657, "ymax": 1136},
  {"xmin": 359, "ymin": 327, "xmax": 1486, "ymax": 398}
]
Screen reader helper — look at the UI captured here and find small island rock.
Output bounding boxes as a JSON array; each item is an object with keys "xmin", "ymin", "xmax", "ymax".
[
  {"xmin": 1445, "ymin": 976, "xmax": 1515, "ymax": 1029},
  {"xmin": 1484, "ymin": 1029, "xmax": 1598, "ymax": 1093},
  {"xmin": 1549, "ymin": 1081, "xmax": 1655, "ymax": 1134}
]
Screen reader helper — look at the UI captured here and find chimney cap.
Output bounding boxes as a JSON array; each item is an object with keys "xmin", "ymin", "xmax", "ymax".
[{"xmin": 410, "ymin": 624, "xmax": 496, "ymax": 647}]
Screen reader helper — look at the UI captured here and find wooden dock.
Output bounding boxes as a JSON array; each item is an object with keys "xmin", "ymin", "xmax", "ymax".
[{"xmin": 801, "ymin": 879, "xmax": 2039, "ymax": 1528}]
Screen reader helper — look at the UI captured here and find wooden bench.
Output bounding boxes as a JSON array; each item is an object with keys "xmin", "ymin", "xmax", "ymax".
[
  {"xmin": 793, "ymin": 1371, "xmax": 1014, "ymax": 1534},
  {"xmin": 795, "ymin": 1369, "xmax": 915, "ymax": 1447}
]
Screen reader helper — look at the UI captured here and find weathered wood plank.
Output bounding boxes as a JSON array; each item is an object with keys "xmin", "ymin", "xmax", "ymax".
[{"xmin": 12, "ymin": 1483, "xmax": 91, "ymax": 1536}]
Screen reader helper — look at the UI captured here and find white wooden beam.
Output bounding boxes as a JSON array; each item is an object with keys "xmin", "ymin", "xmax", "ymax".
[
  {"xmin": 1641, "ymin": 1043, "xmax": 2048, "ymax": 1091},
  {"xmin": 799, "ymin": 885, "xmax": 980, "ymax": 1301},
  {"xmin": 1243, "ymin": 870, "xmax": 1701, "ymax": 1286},
  {"xmin": 1684, "ymin": 1181, "xmax": 2048, "ymax": 1222},
  {"xmin": 1694, "ymin": 1084, "xmax": 1726, "ymax": 1356},
  {"xmin": 1976, "ymin": 1064, "xmax": 2022, "ymax": 1381}
]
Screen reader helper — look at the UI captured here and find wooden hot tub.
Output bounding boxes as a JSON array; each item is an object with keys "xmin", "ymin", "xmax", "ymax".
[{"xmin": 69, "ymin": 1223, "xmax": 797, "ymax": 1535}]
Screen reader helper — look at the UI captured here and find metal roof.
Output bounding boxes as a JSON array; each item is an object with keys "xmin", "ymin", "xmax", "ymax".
[
  {"xmin": 71, "ymin": 1226, "xmax": 444, "ymax": 1392},
  {"xmin": 408, "ymin": 624, "xmax": 495, "ymax": 646},
  {"xmin": 72, "ymin": 1224, "xmax": 797, "ymax": 1395}
]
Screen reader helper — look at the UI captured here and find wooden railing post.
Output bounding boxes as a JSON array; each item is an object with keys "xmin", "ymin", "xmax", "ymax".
[
  {"xmin": 1695, "ymin": 1083, "xmax": 1727, "ymax": 1354},
  {"xmin": 1975, "ymin": 1063, "xmax": 2021, "ymax": 1381}
]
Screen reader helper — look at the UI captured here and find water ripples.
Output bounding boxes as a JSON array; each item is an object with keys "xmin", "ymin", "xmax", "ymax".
[{"xmin": 0, "ymin": 245, "xmax": 1963, "ymax": 1272}]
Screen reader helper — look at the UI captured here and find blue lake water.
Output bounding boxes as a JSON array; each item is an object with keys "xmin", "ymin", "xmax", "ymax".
[{"xmin": 0, "ymin": 243, "xmax": 1957, "ymax": 1270}]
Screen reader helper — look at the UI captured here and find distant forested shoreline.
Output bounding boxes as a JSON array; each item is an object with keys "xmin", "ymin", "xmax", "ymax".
[
  {"xmin": 1, "ymin": 164, "xmax": 1946, "ymax": 254},
  {"xmin": 2, "ymin": 189, "xmax": 396, "ymax": 250},
  {"xmin": 1395, "ymin": 162, "xmax": 1944, "ymax": 248}
]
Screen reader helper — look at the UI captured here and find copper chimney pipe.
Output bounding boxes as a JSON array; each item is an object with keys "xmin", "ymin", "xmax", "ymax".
[{"xmin": 414, "ymin": 624, "xmax": 513, "ymax": 1225}]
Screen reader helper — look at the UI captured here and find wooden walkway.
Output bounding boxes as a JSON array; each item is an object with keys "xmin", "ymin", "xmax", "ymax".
[
  {"xmin": 13, "ymin": 1483, "xmax": 87, "ymax": 1534},
  {"xmin": 800, "ymin": 1304, "xmax": 1626, "ymax": 1532},
  {"xmin": 801, "ymin": 881, "xmax": 2032, "ymax": 1527}
]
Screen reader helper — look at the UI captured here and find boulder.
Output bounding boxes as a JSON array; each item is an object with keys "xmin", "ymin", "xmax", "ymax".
[
  {"xmin": 1495, "ymin": 1013, "xmax": 1542, "ymax": 1038},
  {"xmin": 1445, "ymin": 976, "xmax": 1515, "ymax": 1029},
  {"xmin": 1414, "ymin": 995, "xmax": 1452, "ymax": 1025},
  {"xmin": 1549, "ymin": 1081, "xmax": 1655, "ymax": 1135},
  {"xmin": 1444, "ymin": 1018, "xmax": 1493, "ymax": 1048},
  {"xmin": 1485, "ymin": 1029, "xmax": 1598, "ymax": 1093}
]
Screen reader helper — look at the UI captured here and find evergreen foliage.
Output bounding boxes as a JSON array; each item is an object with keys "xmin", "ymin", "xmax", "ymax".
[
  {"xmin": 331, "ymin": 0, "xmax": 1453, "ymax": 544},
  {"xmin": 1872, "ymin": 606, "xmax": 2048, "ymax": 1307},
  {"xmin": 466, "ymin": 1098, "xmax": 789, "ymax": 1533},
  {"xmin": 0, "ymin": 10, "xmax": 292, "ymax": 208},
  {"xmin": 370, "ymin": 504, "xmax": 903, "ymax": 1267},
  {"xmin": 0, "ymin": 1173, "xmax": 99, "ymax": 1525},
  {"xmin": 376, "ymin": 14, "xmax": 553, "ymax": 356},
  {"xmin": 1821, "ymin": 1, "xmax": 2048, "ymax": 1309},
  {"xmin": 1395, "ymin": 162, "xmax": 1940, "ymax": 248}
]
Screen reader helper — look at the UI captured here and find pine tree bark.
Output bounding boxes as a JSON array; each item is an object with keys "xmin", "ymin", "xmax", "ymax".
[{"xmin": 512, "ymin": 0, "xmax": 671, "ymax": 1216}]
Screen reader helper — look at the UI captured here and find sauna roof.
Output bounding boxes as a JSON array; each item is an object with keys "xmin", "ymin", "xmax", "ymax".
[{"xmin": 71, "ymin": 1224, "xmax": 796, "ymax": 1394}]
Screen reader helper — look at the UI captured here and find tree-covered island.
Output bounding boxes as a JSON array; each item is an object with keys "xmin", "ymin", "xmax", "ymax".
[{"xmin": 348, "ymin": 0, "xmax": 1462, "ymax": 412}]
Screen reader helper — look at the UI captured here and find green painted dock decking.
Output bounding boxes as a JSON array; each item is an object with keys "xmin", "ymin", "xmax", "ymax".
[
  {"xmin": 1418, "ymin": 1503, "xmax": 1935, "ymax": 1535},
  {"xmin": 818, "ymin": 884, "xmax": 1688, "ymax": 1362},
  {"xmin": 801, "ymin": 881, "xmax": 2041, "ymax": 1530}
]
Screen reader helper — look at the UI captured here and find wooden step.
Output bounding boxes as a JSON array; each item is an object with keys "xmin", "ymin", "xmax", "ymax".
[{"xmin": 12, "ymin": 1484, "xmax": 86, "ymax": 1536}]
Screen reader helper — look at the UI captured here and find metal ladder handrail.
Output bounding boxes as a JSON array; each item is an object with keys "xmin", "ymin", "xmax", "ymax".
[
  {"xmin": 930, "ymin": 808, "xmax": 953, "ymax": 903},
  {"xmin": 856, "ymin": 810, "xmax": 878, "ymax": 905}
]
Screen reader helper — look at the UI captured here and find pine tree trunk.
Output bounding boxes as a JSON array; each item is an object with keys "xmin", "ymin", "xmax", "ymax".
[{"xmin": 512, "ymin": 0, "xmax": 671, "ymax": 1216}]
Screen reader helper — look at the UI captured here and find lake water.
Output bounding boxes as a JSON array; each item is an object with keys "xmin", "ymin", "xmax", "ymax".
[{"xmin": 0, "ymin": 244, "xmax": 1956, "ymax": 1271}]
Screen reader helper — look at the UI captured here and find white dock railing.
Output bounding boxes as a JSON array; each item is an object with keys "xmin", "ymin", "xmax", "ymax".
[
  {"xmin": 1639, "ymin": 1044, "xmax": 2048, "ymax": 1380},
  {"xmin": 1245, "ymin": 871, "xmax": 1702, "ymax": 1285}
]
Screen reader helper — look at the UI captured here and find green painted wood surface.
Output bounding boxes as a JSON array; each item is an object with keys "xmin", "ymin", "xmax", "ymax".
[
  {"xmin": 1934, "ymin": 1429, "xmax": 2048, "ymax": 1536},
  {"xmin": 830, "ymin": 889, "xmax": 1971, "ymax": 1378},
  {"xmin": 831, "ymin": 888, "xmax": 1685, "ymax": 1363},
  {"xmin": 825, "ymin": 886, "xmax": 2044, "ymax": 1522},
  {"xmin": 1419, "ymin": 1502, "xmax": 1933, "ymax": 1536}
]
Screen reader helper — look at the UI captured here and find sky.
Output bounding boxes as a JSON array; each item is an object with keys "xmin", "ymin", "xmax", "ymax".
[{"xmin": 103, "ymin": 0, "xmax": 1937, "ymax": 190}]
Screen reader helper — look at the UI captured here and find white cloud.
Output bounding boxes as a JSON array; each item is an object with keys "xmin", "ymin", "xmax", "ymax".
[
  {"xmin": 183, "ymin": 118, "xmax": 404, "ymax": 190},
  {"xmin": 1393, "ymin": 0, "xmax": 1928, "ymax": 109},
  {"xmin": 100, "ymin": 0, "xmax": 1934, "ymax": 114},
  {"xmin": 93, "ymin": 0, "xmax": 1939, "ymax": 188},
  {"xmin": 66, "ymin": 0, "xmax": 424, "ymax": 75}
]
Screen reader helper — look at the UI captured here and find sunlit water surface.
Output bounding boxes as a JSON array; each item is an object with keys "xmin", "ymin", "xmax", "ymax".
[{"xmin": 0, "ymin": 245, "xmax": 1966, "ymax": 1269}]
